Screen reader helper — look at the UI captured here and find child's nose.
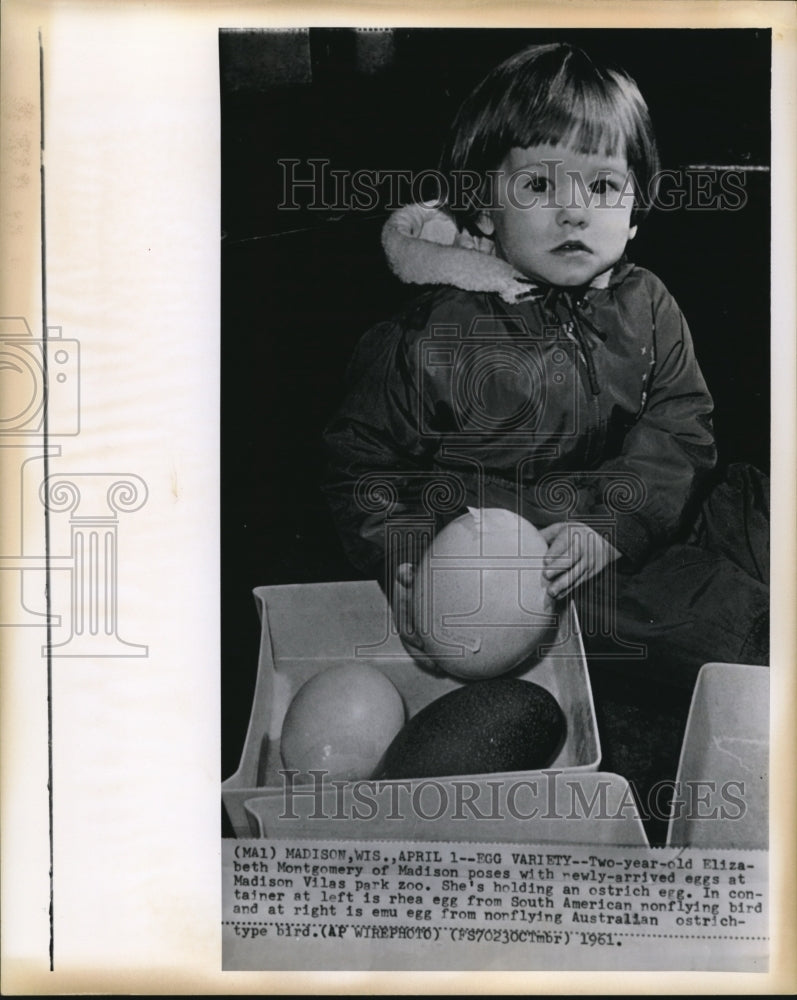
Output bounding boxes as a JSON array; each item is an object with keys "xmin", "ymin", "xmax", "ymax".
[
  {"xmin": 556, "ymin": 176, "xmax": 590, "ymax": 225},
  {"xmin": 556, "ymin": 200, "xmax": 589, "ymax": 227}
]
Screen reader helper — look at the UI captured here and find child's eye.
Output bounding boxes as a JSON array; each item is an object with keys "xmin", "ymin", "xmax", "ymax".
[
  {"xmin": 590, "ymin": 177, "xmax": 620, "ymax": 195},
  {"xmin": 522, "ymin": 174, "xmax": 551, "ymax": 193}
]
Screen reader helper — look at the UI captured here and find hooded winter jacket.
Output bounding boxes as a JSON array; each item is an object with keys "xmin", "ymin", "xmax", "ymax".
[{"xmin": 322, "ymin": 204, "xmax": 717, "ymax": 580}]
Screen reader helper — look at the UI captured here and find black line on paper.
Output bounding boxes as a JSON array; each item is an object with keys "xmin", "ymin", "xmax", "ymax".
[{"xmin": 39, "ymin": 27, "xmax": 55, "ymax": 973}]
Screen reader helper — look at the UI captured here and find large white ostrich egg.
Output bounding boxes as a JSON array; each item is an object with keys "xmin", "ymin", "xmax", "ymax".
[{"xmin": 409, "ymin": 507, "xmax": 557, "ymax": 679}]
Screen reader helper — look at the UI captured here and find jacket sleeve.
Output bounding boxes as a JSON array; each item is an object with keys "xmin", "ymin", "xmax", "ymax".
[
  {"xmin": 321, "ymin": 317, "xmax": 447, "ymax": 577},
  {"xmin": 584, "ymin": 279, "xmax": 717, "ymax": 568}
]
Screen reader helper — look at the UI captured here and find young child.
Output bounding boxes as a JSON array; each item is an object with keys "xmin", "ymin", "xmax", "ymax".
[{"xmin": 322, "ymin": 43, "xmax": 769, "ymax": 683}]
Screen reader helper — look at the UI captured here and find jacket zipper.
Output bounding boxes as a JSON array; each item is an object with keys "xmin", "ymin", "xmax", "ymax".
[{"xmin": 562, "ymin": 319, "xmax": 602, "ymax": 467}]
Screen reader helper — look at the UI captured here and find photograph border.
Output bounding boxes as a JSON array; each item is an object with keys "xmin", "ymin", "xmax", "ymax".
[{"xmin": 1, "ymin": 0, "xmax": 795, "ymax": 994}]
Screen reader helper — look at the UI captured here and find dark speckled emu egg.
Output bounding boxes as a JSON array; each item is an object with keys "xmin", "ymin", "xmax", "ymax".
[{"xmin": 377, "ymin": 677, "xmax": 566, "ymax": 780}]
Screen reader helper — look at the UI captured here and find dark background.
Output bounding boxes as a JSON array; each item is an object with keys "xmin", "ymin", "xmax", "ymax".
[{"xmin": 219, "ymin": 28, "xmax": 770, "ymax": 840}]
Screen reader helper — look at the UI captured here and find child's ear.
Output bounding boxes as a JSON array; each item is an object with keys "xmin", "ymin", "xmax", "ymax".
[{"xmin": 628, "ymin": 224, "xmax": 638, "ymax": 241}]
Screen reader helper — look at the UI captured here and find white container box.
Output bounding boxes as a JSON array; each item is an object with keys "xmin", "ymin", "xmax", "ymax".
[
  {"xmin": 223, "ymin": 580, "xmax": 603, "ymax": 839},
  {"xmin": 666, "ymin": 662, "xmax": 768, "ymax": 849}
]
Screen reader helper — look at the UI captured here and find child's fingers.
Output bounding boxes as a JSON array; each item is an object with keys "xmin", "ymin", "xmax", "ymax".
[
  {"xmin": 397, "ymin": 630, "xmax": 441, "ymax": 673},
  {"xmin": 538, "ymin": 523, "xmax": 564, "ymax": 543},
  {"xmin": 395, "ymin": 562, "xmax": 415, "ymax": 588},
  {"xmin": 546, "ymin": 536, "xmax": 590, "ymax": 594},
  {"xmin": 544, "ymin": 527, "xmax": 573, "ymax": 560},
  {"xmin": 400, "ymin": 633, "xmax": 437, "ymax": 670},
  {"xmin": 391, "ymin": 570, "xmax": 442, "ymax": 671},
  {"xmin": 548, "ymin": 557, "xmax": 591, "ymax": 599},
  {"xmin": 549, "ymin": 543, "xmax": 616, "ymax": 598},
  {"xmin": 543, "ymin": 554, "xmax": 572, "ymax": 582},
  {"xmin": 391, "ymin": 591, "xmax": 442, "ymax": 672},
  {"xmin": 543, "ymin": 525, "xmax": 582, "ymax": 579},
  {"xmin": 391, "ymin": 578, "xmax": 415, "ymax": 632}
]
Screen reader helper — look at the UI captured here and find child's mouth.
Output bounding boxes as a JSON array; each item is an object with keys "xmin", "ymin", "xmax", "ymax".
[{"xmin": 552, "ymin": 240, "xmax": 592, "ymax": 254}]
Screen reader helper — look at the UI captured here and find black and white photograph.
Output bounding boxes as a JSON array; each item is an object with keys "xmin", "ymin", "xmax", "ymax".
[
  {"xmin": 220, "ymin": 26, "xmax": 772, "ymax": 972},
  {"xmin": 1, "ymin": 1, "xmax": 794, "ymax": 993}
]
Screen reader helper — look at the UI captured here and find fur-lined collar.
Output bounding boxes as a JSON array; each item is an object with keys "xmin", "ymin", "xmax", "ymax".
[{"xmin": 381, "ymin": 201, "xmax": 634, "ymax": 304}]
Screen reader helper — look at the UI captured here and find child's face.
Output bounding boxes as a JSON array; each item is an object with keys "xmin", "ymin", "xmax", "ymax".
[{"xmin": 484, "ymin": 142, "xmax": 637, "ymax": 288}]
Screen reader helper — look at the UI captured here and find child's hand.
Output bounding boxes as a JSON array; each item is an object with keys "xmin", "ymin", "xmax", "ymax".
[
  {"xmin": 539, "ymin": 522, "xmax": 621, "ymax": 600},
  {"xmin": 389, "ymin": 562, "xmax": 438, "ymax": 670}
]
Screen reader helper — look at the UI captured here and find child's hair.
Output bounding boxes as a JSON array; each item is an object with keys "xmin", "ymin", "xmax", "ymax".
[{"xmin": 439, "ymin": 42, "xmax": 660, "ymax": 233}]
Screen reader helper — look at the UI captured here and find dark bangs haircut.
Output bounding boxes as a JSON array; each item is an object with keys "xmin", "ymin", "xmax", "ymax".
[{"xmin": 439, "ymin": 43, "xmax": 660, "ymax": 233}]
